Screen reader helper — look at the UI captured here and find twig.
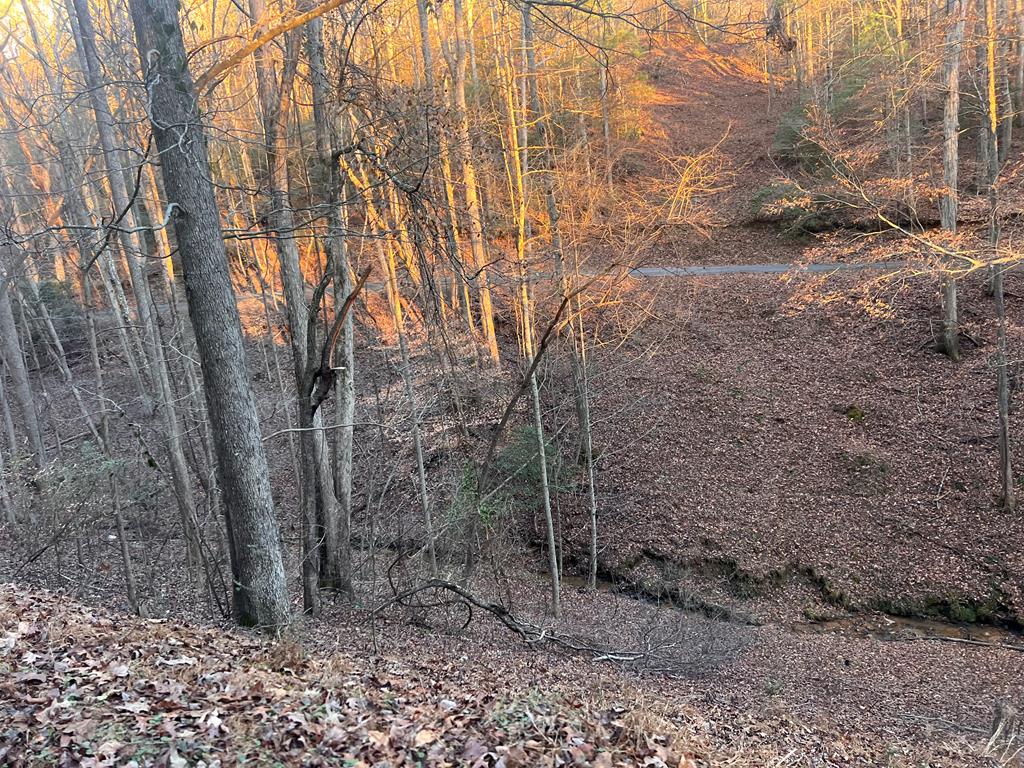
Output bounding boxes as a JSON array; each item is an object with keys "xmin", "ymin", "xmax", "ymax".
[{"xmin": 921, "ymin": 635, "xmax": 1024, "ymax": 653}]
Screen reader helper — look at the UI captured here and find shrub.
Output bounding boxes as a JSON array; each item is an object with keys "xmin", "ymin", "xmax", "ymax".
[{"xmin": 750, "ymin": 182, "xmax": 845, "ymax": 237}]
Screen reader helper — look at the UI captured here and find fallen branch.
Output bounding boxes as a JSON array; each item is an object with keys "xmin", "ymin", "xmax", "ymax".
[{"xmin": 374, "ymin": 579, "xmax": 685, "ymax": 669}]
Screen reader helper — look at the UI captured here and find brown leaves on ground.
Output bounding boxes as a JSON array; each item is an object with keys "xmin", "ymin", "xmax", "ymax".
[
  {"xmin": 1, "ymin": 582, "xmax": 1006, "ymax": 766},
  {"xmin": 0, "ymin": 583, "xmax": 705, "ymax": 767}
]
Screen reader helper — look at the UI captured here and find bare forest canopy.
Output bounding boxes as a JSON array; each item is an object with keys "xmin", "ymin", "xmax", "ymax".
[{"xmin": 3, "ymin": 0, "xmax": 1024, "ymax": 760}]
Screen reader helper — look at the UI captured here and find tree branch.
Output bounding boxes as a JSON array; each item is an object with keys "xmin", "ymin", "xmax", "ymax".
[{"xmin": 195, "ymin": 0, "xmax": 352, "ymax": 95}]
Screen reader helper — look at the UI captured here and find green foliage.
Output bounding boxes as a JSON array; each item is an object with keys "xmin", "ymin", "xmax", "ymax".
[
  {"xmin": 872, "ymin": 592, "xmax": 1013, "ymax": 627},
  {"xmin": 30, "ymin": 442, "xmax": 160, "ymax": 533},
  {"xmin": 447, "ymin": 462, "xmax": 502, "ymax": 533},
  {"xmin": 35, "ymin": 442, "xmax": 119, "ymax": 499},
  {"xmin": 490, "ymin": 424, "xmax": 568, "ymax": 505},
  {"xmin": 750, "ymin": 182, "xmax": 842, "ymax": 238},
  {"xmin": 771, "ymin": 61, "xmax": 866, "ymax": 175},
  {"xmin": 447, "ymin": 424, "xmax": 568, "ymax": 536},
  {"xmin": 771, "ymin": 104, "xmax": 823, "ymax": 171}
]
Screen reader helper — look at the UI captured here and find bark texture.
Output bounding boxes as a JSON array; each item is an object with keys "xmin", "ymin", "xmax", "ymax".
[{"xmin": 127, "ymin": 0, "xmax": 290, "ymax": 630}]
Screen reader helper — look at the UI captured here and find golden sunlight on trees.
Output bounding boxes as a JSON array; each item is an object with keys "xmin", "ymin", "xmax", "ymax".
[{"xmin": 2, "ymin": 0, "xmax": 1024, "ymax": 760}]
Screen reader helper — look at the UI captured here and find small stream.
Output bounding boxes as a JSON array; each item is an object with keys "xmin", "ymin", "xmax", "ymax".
[
  {"xmin": 561, "ymin": 573, "xmax": 1024, "ymax": 647},
  {"xmin": 792, "ymin": 613, "xmax": 1024, "ymax": 646}
]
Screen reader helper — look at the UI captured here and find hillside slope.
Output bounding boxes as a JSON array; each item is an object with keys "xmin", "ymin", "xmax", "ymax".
[{"xmin": 0, "ymin": 584, "xmax": 1001, "ymax": 766}]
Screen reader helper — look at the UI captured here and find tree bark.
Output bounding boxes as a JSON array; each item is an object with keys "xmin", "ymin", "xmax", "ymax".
[
  {"xmin": 0, "ymin": 269, "xmax": 46, "ymax": 466},
  {"xmin": 68, "ymin": 0, "xmax": 204, "ymax": 577},
  {"xmin": 305, "ymin": 18, "xmax": 356, "ymax": 597},
  {"xmin": 452, "ymin": 0, "xmax": 501, "ymax": 365},
  {"xmin": 939, "ymin": 0, "xmax": 966, "ymax": 360},
  {"xmin": 522, "ymin": 1, "xmax": 597, "ymax": 596},
  {"xmin": 127, "ymin": 0, "xmax": 290, "ymax": 631},
  {"xmin": 501, "ymin": 28, "xmax": 560, "ymax": 618},
  {"xmin": 248, "ymin": 2, "xmax": 329, "ymax": 615},
  {"xmin": 980, "ymin": 0, "xmax": 1016, "ymax": 511}
]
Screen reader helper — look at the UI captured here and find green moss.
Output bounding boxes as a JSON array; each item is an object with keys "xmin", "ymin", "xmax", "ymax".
[
  {"xmin": 870, "ymin": 592, "xmax": 1016, "ymax": 628},
  {"xmin": 844, "ymin": 404, "xmax": 866, "ymax": 424}
]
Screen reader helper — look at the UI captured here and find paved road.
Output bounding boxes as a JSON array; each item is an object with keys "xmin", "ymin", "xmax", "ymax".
[{"xmin": 628, "ymin": 261, "xmax": 908, "ymax": 278}]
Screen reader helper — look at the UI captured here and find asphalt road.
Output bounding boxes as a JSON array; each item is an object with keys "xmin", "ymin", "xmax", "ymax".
[{"xmin": 628, "ymin": 261, "xmax": 909, "ymax": 278}]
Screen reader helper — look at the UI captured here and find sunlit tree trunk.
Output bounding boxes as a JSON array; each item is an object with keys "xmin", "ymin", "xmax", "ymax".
[
  {"xmin": 1016, "ymin": 0, "xmax": 1024, "ymax": 127},
  {"xmin": 998, "ymin": 0, "xmax": 1014, "ymax": 163},
  {"xmin": 452, "ymin": 0, "xmax": 501, "ymax": 365},
  {"xmin": 939, "ymin": 0, "xmax": 966, "ymax": 360},
  {"xmin": 523, "ymin": 1, "xmax": 598, "ymax": 594},
  {"xmin": 306, "ymin": 17, "xmax": 354, "ymax": 597},
  {"xmin": 502, "ymin": 21, "xmax": 560, "ymax": 618}
]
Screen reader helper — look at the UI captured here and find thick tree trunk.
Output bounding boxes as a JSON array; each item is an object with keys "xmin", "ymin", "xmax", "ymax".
[
  {"xmin": 127, "ymin": 0, "xmax": 290, "ymax": 631},
  {"xmin": 248, "ymin": 5, "xmax": 329, "ymax": 615}
]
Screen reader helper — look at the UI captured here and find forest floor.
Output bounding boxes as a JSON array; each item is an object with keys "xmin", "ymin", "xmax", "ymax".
[
  {"xmin": 546, "ymin": 30, "xmax": 1024, "ymax": 760},
  {"xmin": 4, "ymin": 31, "xmax": 1024, "ymax": 767},
  {"xmin": 0, "ymin": 582, "xmax": 1012, "ymax": 766}
]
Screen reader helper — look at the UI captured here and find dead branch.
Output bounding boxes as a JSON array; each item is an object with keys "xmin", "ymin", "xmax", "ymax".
[
  {"xmin": 374, "ymin": 578, "xmax": 666, "ymax": 667},
  {"xmin": 196, "ymin": 0, "xmax": 353, "ymax": 95}
]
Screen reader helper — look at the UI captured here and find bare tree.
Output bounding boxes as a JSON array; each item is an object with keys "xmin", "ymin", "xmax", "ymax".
[{"xmin": 127, "ymin": 0, "xmax": 290, "ymax": 630}]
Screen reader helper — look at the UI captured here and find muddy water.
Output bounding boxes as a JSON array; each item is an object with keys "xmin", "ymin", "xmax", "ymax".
[
  {"xmin": 792, "ymin": 613, "xmax": 1024, "ymax": 646},
  {"xmin": 561, "ymin": 572, "xmax": 1024, "ymax": 646}
]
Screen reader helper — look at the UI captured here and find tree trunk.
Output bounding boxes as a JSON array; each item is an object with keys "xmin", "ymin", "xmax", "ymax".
[
  {"xmin": 0, "ymin": 437, "xmax": 13, "ymax": 526},
  {"xmin": 1016, "ymin": 0, "xmax": 1024, "ymax": 127},
  {"xmin": 0, "ymin": 271, "xmax": 46, "ymax": 466},
  {"xmin": 68, "ymin": 0, "xmax": 203, "ymax": 577},
  {"xmin": 980, "ymin": 0, "xmax": 1016, "ymax": 511},
  {"xmin": 502, "ymin": 26, "xmax": 561, "ymax": 618},
  {"xmin": 248, "ymin": 3, "xmax": 329, "ymax": 615},
  {"xmin": 127, "ymin": 0, "xmax": 290, "ymax": 631},
  {"xmin": 306, "ymin": 17, "xmax": 355, "ymax": 597},
  {"xmin": 523, "ymin": 1, "xmax": 595, "ymax": 598},
  {"xmin": 452, "ymin": 0, "xmax": 501, "ymax": 365},
  {"xmin": 940, "ymin": 0, "xmax": 966, "ymax": 360}
]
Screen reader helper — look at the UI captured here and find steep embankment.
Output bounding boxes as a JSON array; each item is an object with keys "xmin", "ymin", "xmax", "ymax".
[
  {"xmin": 576, "ymin": 271, "xmax": 1024, "ymax": 624},
  {"xmin": 0, "ymin": 584, "xmax": 1004, "ymax": 766},
  {"xmin": 617, "ymin": 39, "xmax": 809, "ymax": 266}
]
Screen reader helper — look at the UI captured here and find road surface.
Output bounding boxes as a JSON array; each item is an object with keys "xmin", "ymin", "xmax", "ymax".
[{"xmin": 628, "ymin": 261, "xmax": 908, "ymax": 278}]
